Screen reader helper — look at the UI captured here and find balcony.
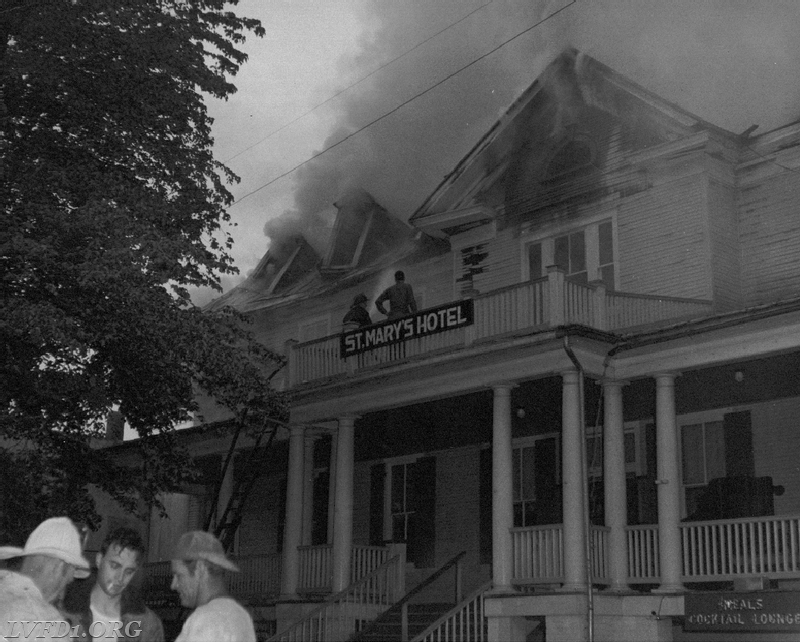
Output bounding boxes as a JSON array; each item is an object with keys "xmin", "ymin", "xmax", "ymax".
[{"xmin": 287, "ymin": 269, "xmax": 714, "ymax": 388}]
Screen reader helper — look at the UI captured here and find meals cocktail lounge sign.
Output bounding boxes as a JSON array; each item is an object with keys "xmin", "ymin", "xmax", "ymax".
[
  {"xmin": 340, "ymin": 299, "xmax": 474, "ymax": 358},
  {"xmin": 685, "ymin": 591, "xmax": 800, "ymax": 633}
]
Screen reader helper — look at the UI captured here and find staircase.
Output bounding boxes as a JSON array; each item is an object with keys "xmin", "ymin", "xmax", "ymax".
[
  {"xmin": 351, "ymin": 551, "xmax": 467, "ymax": 642},
  {"xmin": 353, "ymin": 603, "xmax": 454, "ymax": 642}
]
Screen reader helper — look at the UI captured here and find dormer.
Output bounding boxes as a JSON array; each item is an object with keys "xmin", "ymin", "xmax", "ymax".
[{"xmin": 322, "ymin": 188, "xmax": 413, "ymax": 273}]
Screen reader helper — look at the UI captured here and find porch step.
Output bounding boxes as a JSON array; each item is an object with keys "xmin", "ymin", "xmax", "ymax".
[{"xmin": 352, "ymin": 602, "xmax": 454, "ymax": 642}]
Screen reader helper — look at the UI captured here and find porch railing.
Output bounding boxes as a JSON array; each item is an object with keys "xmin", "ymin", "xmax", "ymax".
[
  {"xmin": 289, "ymin": 270, "xmax": 713, "ymax": 386},
  {"xmin": 512, "ymin": 515, "xmax": 800, "ymax": 586},
  {"xmin": 268, "ymin": 554, "xmax": 405, "ymax": 642},
  {"xmin": 297, "ymin": 544, "xmax": 390, "ymax": 593}
]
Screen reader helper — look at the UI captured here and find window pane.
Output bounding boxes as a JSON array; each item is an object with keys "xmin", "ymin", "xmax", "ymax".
[
  {"xmin": 624, "ymin": 432, "xmax": 636, "ymax": 465},
  {"xmin": 681, "ymin": 424, "xmax": 705, "ymax": 485},
  {"xmin": 570, "ymin": 231, "xmax": 586, "ymax": 273},
  {"xmin": 599, "ymin": 221, "xmax": 614, "ymax": 265},
  {"xmin": 554, "ymin": 235, "xmax": 569, "ymax": 271},
  {"xmin": 528, "ymin": 243, "xmax": 542, "ymax": 280},
  {"xmin": 705, "ymin": 421, "xmax": 726, "ymax": 481},
  {"xmin": 512, "ymin": 449, "xmax": 521, "ymax": 502},
  {"xmin": 586, "ymin": 435, "xmax": 602, "ymax": 471}
]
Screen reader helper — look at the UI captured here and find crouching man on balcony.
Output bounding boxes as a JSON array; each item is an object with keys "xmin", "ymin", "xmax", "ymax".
[
  {"xmin": 170, "ymin": 531, "xmax": 255, "ymax": 642},
  {"xmin": 62, "ymin": 527, "xmax": 164, "ymax": 642}
]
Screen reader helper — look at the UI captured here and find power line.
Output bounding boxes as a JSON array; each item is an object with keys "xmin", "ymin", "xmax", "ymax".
[
  {"xmin": 222, "ymin": 0, "xmax": 496, "ymax": 165},
  {"xmin": 229, "ymin": 0, "xmax": 577, "ymax": 208}
]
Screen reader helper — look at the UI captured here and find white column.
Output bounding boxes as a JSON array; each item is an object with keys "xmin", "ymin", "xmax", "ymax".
[
  {"xmin": 603, "ymin": 379, "xmax": 629, "ymax": 592},
  {"xmin": 301, "ymin": 435, "xmax": 316, "ymax": 546},
  {"xmin": 655, "ymin": 373, "xmax": 684, "ymax": 593},
  {"xmin": 280, "ymin": 424, "xmax": 306, "ymax": 599},
  {"xmin": 331, "ymin": 416, "xmax": 356, "ymax": 592},
  {"xmin": 491, "ymin": 384, "xmax": 515, "ymax": 592},
  {"xmin": 561, "ymin": 369, "xmax": 588, "ymax": 591}
]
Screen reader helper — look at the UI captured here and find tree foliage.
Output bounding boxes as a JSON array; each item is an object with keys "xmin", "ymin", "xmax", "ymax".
[{"xmin": 0, "ymin": 0, "xmax": 285, "ymax": 542}]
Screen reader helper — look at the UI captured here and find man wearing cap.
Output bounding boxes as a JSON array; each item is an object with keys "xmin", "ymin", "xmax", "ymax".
[
  {"xmin": 375, "ymin": 270, "xmax": 417, "ymax": 321},
  {"xmin": 0, "ymin": 516, "xmax": 91, "ymax": 642},
  {"xmin": 342, "ymin": 293, "xmax": 372, "ymax": 329},
  {"xmin": 170, "ymin": 531, "xmax": 256, "ymax": 642},
  {"xmin": 62, "ymin": 527, "xmax": 164, "ymax": 642}
]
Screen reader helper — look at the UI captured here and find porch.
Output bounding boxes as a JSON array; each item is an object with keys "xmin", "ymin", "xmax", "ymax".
[
  {"xmin": 287, "ymin": 268, "xmax": 714, "ymax": 387},
  {"xmin": 143, "ymin": 514, "xmax": 800, "ymax": 607}
]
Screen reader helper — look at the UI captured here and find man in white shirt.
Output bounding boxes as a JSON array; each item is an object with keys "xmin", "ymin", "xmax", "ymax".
[
  {"xmin": 170, "ymin": 531, "xmax": 256, "ymax": 642},
  {"xmin": 0, "ymin": 517, "xmax": 91, "ymax": 642}
]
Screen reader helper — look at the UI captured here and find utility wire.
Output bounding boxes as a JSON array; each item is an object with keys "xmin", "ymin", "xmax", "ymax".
[
  {"xmin": 229, "ymin": 0, "xmax": 577, "ymax": 208},
  {"xmin": 223, "ymin": 0, "xmax": 496, "ymax": 165}
]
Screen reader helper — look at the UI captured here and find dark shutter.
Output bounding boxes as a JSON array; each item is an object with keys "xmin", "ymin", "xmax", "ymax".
[
  {"xmin": 479, "ymin": 447, "xmax": 492, "ymax": 564},
  {"xmin": 408, "ymin": 456, "xmax": 436, "ymax": 568},
  {"xmin": 724, "ymin": 410, "xmax": 754, "ymax": 477},
  {"xmin": 277, "ymin": 477, "xmax": 287, "ymax": 552},
  {"xmin": 369, "ymin": 463, "xmax": 385, "ymax": 546}
]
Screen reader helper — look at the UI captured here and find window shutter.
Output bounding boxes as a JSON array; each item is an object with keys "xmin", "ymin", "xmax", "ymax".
[
  {"xmin": 408, "ymin": 456, "xmax": 436, "ymax": 568},
  {"xmin": 724, "ymin": 410, "xmax": 754, "ymax": 477},
  {"xmin": 479, "ymin": 447, "xmax": 492, "ymax": 564},
  {"xmin": 369, "ymin": 463, "xmax": 385, "ymax": 546}
]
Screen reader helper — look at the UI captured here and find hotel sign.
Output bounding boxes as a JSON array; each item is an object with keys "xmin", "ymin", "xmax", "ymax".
[
  {"xmin": 685, "ymin": 592, "xmax": 800, "ymax": 633},
  {"xmin": 340, "ymin": 299, "xmax": 474, "ymax": 358}
]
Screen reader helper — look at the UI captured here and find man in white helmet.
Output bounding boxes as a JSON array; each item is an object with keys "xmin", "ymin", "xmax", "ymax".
[{"xmin": 0, "ymin": 516, "xmax": 91, "ymax": 642}]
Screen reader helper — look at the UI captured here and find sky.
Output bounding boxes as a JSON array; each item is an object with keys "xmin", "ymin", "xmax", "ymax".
[{"xmin": 192, "ymin": 0, "xmax": 800, "ymax": 305}]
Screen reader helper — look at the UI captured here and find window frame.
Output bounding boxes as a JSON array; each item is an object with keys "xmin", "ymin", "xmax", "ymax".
[
  {"xmin": 511, "ymin": 432, "xmax": 561, "ymax": 527},
  {"xmin": 521, "ymin": 215, "xmax": 618, "ymax": 290},
  {"xmin": 678, "ymin": 409, "xmax": 730, "ymax": 517}
]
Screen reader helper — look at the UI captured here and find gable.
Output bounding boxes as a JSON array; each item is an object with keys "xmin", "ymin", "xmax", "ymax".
[{"xmin": 411, "ymin": 48, "xmax": 714, "ymax": 234}]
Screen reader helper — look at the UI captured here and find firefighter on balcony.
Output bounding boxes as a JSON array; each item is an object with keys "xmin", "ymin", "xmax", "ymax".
[
  {"xmin": 375, "ymin": 270, "xmax": 417, "ymax": 320},
  {"xmin": 342, "ymin": 293, "xmax": 372, "ymax": 330}
]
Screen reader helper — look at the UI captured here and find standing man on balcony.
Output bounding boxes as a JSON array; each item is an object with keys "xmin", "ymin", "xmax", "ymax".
[
  {"xmin": 62, "ymin": 526, "xmax": 164, "ymax": 642},
  {"xmin": 342, "ymin": 293, "xmax": 372, "ymax": 329},
  {"xmin": 170, "ymin": 531, "xmax": 255, "ymax": 642},
  {"xmin": 376, "ymin": 270, "xmax": 417, "ymax": 320}
]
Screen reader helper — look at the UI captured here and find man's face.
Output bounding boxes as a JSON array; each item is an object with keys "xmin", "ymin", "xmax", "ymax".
[
  {"xmin": 95, "ymin": 544, "xmax": 140, "ymax": 598},
  {"xmin": 170, "ymin": 560, "xmax": 201, "ymax": 608}
]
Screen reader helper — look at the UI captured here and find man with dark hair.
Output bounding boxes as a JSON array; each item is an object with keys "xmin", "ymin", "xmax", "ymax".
[
  {"xmin": 170, "ymin": 531, "xmax": 255, "ymax": 642},
  {"xmin": 1, "ymin": 517, "xmax": 91, "ymax": 642},
  {"xmin": 62, "ymin": 527, "xmax": 164, "ymax": 642},
  {"xmin": 375, "ymin": 270, "xmax": 417, "ymax": 320}
]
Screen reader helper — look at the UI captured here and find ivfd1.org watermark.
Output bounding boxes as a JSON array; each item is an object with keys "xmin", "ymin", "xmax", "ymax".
[{"xmin": 4, "ymin": 620, "xmax": 142, "ymax": 639}]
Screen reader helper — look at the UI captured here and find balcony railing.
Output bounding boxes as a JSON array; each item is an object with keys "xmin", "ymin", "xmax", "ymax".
[
  {"xmin": 288, "ymin": 269, "xmax": 714, "ymax": 387},
  {"xmin": 511, "ymin": 514, "xmax": 800, "ymax": 586}
]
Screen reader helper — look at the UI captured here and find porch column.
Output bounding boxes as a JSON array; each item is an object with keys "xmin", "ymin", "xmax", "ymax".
[
  {"xmin": 331, "ymin": 415, "xmax": 356, "ymax": 593},
  {"xmin": 280, "ymin": 423, "xmax": 306, "ymax": 599},
  {"xmin": 655, "ymin": 373, "xmax": 684, "ymax": 593},
  {"xmin": 301, "ymin": 434, "xmax": 316, "ymax": 545},
  {"xmin": 561, "ymin": 369, "xmax": 588, "ymax": 591},
  {"xmin": 603, "ymin": 379, "xmax": 629, "ymax": 592},
  {"xmin": 491, "ymin": 383, "xmax": 515, "ymax": 593}
]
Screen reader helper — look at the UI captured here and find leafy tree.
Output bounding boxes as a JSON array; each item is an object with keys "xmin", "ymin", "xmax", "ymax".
[{"xmin": 0, "ymin": 1, "xmax": 286, "ymax": 543}]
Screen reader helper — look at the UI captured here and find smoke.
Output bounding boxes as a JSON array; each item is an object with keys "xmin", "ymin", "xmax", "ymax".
[{"xmin": 261, "ymin": 0, "xmax": 800, "ymax": 253}]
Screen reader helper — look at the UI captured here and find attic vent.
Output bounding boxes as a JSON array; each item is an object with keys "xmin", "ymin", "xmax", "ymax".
[{"xmin": 545, "ymin": 135, "xmax": 595, "ymax": 180}]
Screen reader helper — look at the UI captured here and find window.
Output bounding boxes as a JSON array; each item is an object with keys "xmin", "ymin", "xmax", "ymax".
[
  {"xmin": 681, "ymin": 420, "xmax": 725, "ymax": 516},
  {"xmin": 526, "ymin": 219, "xmax": 616, "ymax": 289},
  {"xmin": 585, "ymin": 424, "xmax": 642, "ymax": 478},
  {"xmin": 512, "ymin": 435, "xmax": 561, "ymax": 527}
]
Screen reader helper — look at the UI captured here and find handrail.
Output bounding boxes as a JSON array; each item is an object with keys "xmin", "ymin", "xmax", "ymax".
[
  {"xmin": 267, "ymin": 554, "xmax": 402, "ymax": 642},
  {"xmin": 410, "ymin": 580, "xmax": 492, "ymax": 642},
  {"xmin": 394, "ymin": 550, "xmax": 467, "ymax": 611}
]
